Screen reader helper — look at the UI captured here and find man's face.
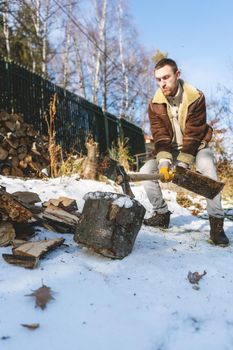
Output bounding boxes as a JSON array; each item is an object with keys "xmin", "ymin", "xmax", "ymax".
[{"xmin": 154, "ymin": 64, "xmax": 180, "ymax": 96}]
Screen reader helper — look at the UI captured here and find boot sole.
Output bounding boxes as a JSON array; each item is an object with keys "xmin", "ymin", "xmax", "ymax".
[{"xmin": 207, "ymin": 238, "xmax": 229, "ymax": 247}]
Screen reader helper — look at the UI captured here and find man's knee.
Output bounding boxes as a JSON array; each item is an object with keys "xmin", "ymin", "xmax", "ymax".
[
  {"xmin": 140, "ymin": 159, "xmax": 158, "ymax": 174},
  {"xmin": 195, "ymin": 148, "xmax": 218, "ymax": 179}
]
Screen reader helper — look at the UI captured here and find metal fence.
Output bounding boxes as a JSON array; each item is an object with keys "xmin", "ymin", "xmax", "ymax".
[{"xmin": 0, "ymin": 58, "xmax": 145, "ymax": 156}]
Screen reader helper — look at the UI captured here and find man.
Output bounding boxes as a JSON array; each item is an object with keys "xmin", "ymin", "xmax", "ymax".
[{"xmin": 141, "ymin": 58, "xmax": 229, "ymax": 246}]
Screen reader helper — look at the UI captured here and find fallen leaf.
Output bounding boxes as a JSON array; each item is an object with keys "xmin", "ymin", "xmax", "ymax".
[
  {"xmin": 21, "ymin": 323, "xmax": 40, "ymax": 330},
  {"xmin": 192, "ymin": 284, "xmax": 200, "ymax": 291},
  {"xmin": 1, "ymin": 336, "xmax": 10, "ymax": 340},
  {"xmin": 25, "ymin": 284, "xmax": 54, "ymax": 309},
  {"xmin": 187, "ymin": 270, "xmax": 207, "ymax": 284}
]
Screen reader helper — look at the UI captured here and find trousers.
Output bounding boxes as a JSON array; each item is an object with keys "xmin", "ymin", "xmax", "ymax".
[{"xmin": 139, "ymin": 148, "xmax": 224, "ymax": 218}]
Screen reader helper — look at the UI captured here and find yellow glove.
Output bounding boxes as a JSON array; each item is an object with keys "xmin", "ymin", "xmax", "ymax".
[{"xmin": 159, "ymin": 167, "xmax": 173, "ymax": 183}]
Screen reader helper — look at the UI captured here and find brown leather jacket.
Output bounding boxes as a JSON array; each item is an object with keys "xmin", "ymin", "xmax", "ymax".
[{"xmin": 148, "ymin": 80, "xmax": 213, "ymax": 165}]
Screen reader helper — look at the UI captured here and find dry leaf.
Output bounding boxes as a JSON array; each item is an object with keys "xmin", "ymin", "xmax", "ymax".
[
  {"xmin": 21, "ymin": 323, "xmax": 40, "ymax": 330},
  {"xmin": 26, "ymin": 284, "xmax": 54, "ymax": 309},
  {"xmin": 187, "ymin": 270, "xmax": 207, "ymax": 284},
  {"xmin": 1, "ymin": 336, "xmax": 10, "ymax": 340}
]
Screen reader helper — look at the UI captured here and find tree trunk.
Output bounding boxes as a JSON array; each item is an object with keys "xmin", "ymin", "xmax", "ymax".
[
  {"xmin": 118, "ymin": 1, "xmax": 129, "ymax": 118},
  {"xmin": 2, "ymin": 1, "xmax": 11, "ymax": 59},
  {"xmin": 92, "ymin": 0, "xmax": 107, "ymax": 104}
]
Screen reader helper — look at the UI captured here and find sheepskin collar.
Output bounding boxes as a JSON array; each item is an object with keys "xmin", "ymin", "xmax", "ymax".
[{"xmin": 152, "ymin": 80, "xmax": 200, "ymax": 106}]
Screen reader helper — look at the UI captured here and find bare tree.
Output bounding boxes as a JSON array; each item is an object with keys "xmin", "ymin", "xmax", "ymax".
[
  {"xmin": 2, "ymin": 0, "xmax": 11, "ymax": 59},
  {"xmin": 117, "ymin": 0, "xmax": 129, "ymax": 117},
  {"xmin": 91, "ymin": 0, "xmax": 107, "ymax": 105}
]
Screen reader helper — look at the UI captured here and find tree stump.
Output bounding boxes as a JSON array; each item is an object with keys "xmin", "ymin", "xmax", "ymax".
[
  {"xmin": 82, "ymin": 138, "xmax": 99, "ymax": 180},
  {"xmin": 74, "ymin": 192, "xmax": 145, "ymax": 259}
]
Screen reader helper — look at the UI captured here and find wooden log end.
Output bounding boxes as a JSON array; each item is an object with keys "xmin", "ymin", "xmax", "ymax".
[{"xmin": 2, "ymin": 253, "xmax": 38, "ymax": 269}]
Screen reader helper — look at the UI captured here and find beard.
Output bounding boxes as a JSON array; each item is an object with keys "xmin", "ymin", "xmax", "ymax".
[
  {"xmin": 162, "ymin": 84, "xmax": 178, "ymax": 97},
  {"xmin": 162, "ymin": 88, "xmax": 173, "ymax": 96}
]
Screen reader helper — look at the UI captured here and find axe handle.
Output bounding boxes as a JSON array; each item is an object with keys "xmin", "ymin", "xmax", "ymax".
[{"xmin": 127, "ymin": 172, "xmax": 163, "ymax": 182}]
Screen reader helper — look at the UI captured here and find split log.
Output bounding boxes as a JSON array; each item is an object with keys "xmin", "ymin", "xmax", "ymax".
[
  {"xmin": 0, "ymin": 146, "xmax": 8, "ymax": 160},
  {"xmin": 0, "ymin": 164, "xmax": 11, "ymax": 176},
  {"xmin": 17, "ymin": 145, "xmax": 27, "ymax": 160},
  {"xmin": 0, "ymin": 110, "xmax": 11, "ymax": 121},
  {"xmin": 11, "ymin": 167, "xmax": 24, "ymax": 177},
  {"xmin": 11, "ymin": 239, "xmax": 27, "ymax": 248},
  {"xmin": 2, "ymin": 254, "xmax": 38, "ymax": 269},
  {"xmin": 11, "ymin": 156, "xmax": 19, "ymax": 168},
  {"xmin": 5, "ymin": 120, "xmax": 16, "ymax": 131},
  {"xmin": 40, "ymin": 206, "xmax": 80, "ymax": 232},
  {"xmin": 0, "ymin": 222, "xmax": 15, "ymax": 246},
  {"xmin": 2, "ymin": 238, "xmax": 65, "ymax": 269},
  {"xmin": 8, "ymin": 148, "xmax": 18, "ymax": 156},
  {"xmin": 13, "ymin": 238, "xmax": 65, "ymax": 258},
  {"xmin": 43, "ymin": 197, "xmax": 78, "ymax": 213},
  {"xmin": 74, "ymin": 192, "xmax": 146, "ymax": 259}
]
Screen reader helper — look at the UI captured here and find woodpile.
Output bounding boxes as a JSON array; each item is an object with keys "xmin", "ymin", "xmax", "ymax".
[
  {"xmin": 0, "ymin": 110, "xmax": 50, "ymax": 177},
  {"xmin": 0, "ymin": 187, "xmax": 80, "ymax": 267}
]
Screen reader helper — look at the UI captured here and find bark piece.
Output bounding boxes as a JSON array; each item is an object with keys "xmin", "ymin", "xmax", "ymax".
[
  {"xmin": 13, "ymin": 222, "xmax": 36, "ymax": 240},
  {"xmin": 12, "ymin": 191, "xmax": 43, "ymax": 214},
  {"xmin": 21, "ymin": 323, "xmax": 40, "ymax": 330},
  {"xmin": 74, "ymin": 192, "xmax": 145, "ymax": 259},
  {"xmin": 12, "ymin": 191, "xmax": 41, "ymax": 205},
  {"xmin": 0, "ymin": 222, "xmax": 15, "ymax": 246}
]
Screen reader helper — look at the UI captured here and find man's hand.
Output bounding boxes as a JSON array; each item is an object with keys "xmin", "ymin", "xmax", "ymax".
[{"xmin": 159, "ymin": 166, "xmax": 173, "ymax": 182}]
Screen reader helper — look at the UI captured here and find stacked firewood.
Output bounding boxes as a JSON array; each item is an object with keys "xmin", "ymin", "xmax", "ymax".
[
  {"xmin": 0, "ymin": 187, "xmax": 80, "ymax": 268},
  {"xmin": 0, "ymin": 110, "xmax": 50, "ymax": 177}
]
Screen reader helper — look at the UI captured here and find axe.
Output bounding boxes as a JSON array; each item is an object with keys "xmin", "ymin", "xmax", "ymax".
[{"xmin": 98, "ymin": 156, "xmax": 224, "ymax": 200}]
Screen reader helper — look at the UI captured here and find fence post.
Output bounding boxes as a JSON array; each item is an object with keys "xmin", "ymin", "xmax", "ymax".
[{"xmin": 103, "ymin": 111, "xmax": 109, "ymax": 150}]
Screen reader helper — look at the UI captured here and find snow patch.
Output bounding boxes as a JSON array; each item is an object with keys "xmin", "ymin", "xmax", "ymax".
[
  {"xmin": 83, "ymin": 191, "xmax": 118, "ymax": 201},
  {"xmin": 112, "ymin": 196, "xmax": 133, "ymax": 208}
]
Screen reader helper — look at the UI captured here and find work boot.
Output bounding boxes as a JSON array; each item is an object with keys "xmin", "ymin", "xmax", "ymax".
[
  {"xmin": 143, "ymin": 211, "xmax": 171, "ymax": 228},
  {"xmin": 209, "ymin": 216, "xmax": 229, "ymax": 246}
]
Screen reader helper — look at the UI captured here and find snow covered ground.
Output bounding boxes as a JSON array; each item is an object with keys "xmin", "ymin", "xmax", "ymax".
[{"xmin": 0, "ymin": 175, "xmax": 233, "ymax": 350}]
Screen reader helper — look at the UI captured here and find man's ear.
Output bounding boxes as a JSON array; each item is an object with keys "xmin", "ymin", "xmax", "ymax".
[{"xmin": 176, "ymin": 70, "xmax": 181, "ymax": 79}]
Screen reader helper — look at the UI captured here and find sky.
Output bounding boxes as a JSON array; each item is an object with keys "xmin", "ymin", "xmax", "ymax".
[{"xmin": 129, "ymin": 0, "xmax": 233, "ymax": 97}]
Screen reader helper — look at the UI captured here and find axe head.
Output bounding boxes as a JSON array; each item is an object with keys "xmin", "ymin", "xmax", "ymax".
[
  {"xmin": 115, "ymin": 165, "xmax": 135, "ymax": 198},
  {"xmin": 97, "ymin": 156, "xmax": 135, "ymax": 198}
]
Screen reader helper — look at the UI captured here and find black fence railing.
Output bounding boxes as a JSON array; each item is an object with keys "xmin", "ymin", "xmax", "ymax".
[{"xmin": 0, "ymin": 58, "xmax": 145, "ymax": 156}]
